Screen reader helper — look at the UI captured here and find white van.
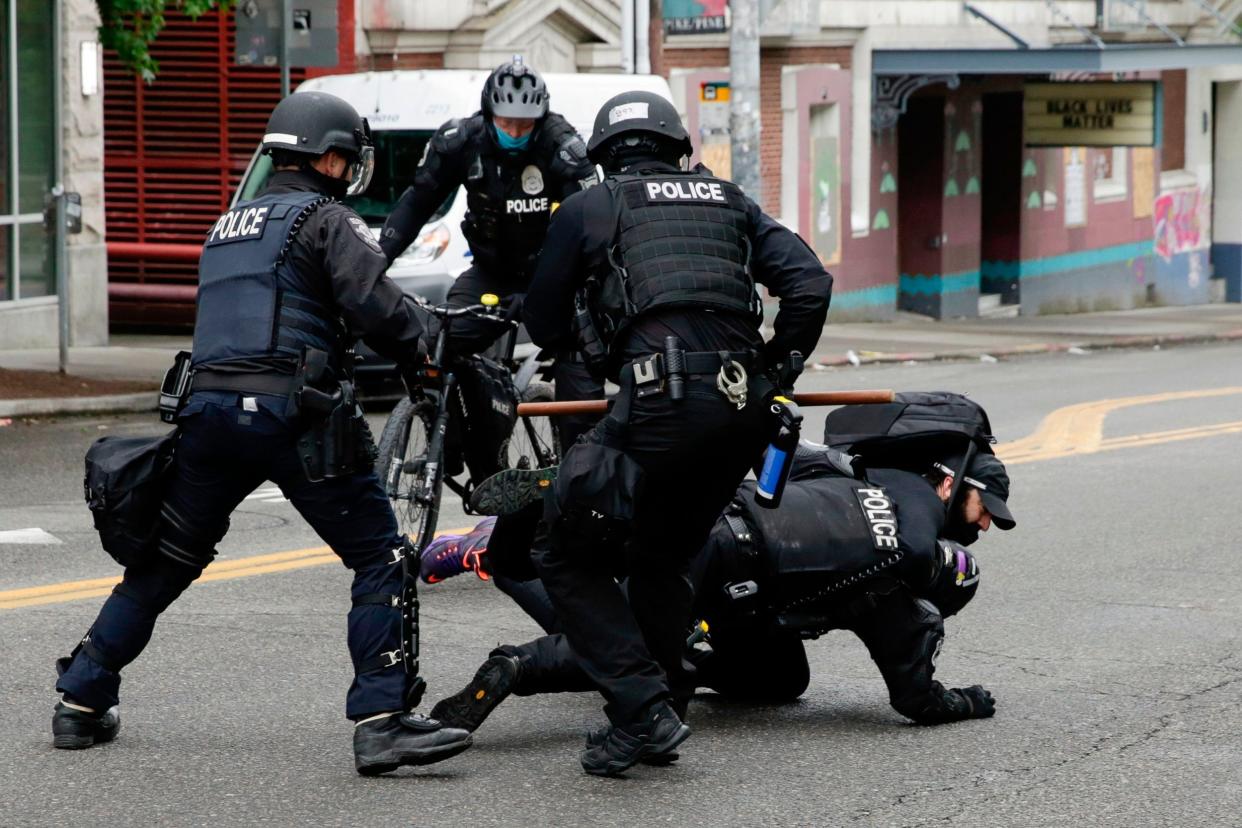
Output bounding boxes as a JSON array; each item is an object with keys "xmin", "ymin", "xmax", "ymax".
[{"xmin": 234, "ymin": 69, "xmax": 676, "ymax": 307}]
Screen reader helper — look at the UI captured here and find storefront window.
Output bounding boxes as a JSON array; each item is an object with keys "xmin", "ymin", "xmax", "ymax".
[
  {"xmin": 15, "ymin": 0, "xmax": 53, "ymax": 298},
  {"xmin": 0, "ymin": 0, "xmax": 56, "ymax": 303}
]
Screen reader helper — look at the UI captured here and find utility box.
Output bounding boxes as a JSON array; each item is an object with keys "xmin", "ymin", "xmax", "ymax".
[{"xmin": 235, "ymin": 0, "xmax": 339, "ymax": 68}]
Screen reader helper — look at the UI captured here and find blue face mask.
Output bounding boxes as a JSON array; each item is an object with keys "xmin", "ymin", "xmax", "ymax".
[{"xmin": 494, "ymin": 123, "xmax": 531, "ymax": 151}]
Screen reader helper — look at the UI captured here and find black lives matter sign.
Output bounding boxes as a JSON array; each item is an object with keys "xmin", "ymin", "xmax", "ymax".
[{"xmin": 1024, "ymin": 81, "xmax": 1156, "ymax": 147}]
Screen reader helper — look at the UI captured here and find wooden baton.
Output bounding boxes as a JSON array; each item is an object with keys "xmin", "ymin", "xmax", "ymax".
[{"xmin": 516, "ymin": 389, "xmax": 895, "ymax": 417}]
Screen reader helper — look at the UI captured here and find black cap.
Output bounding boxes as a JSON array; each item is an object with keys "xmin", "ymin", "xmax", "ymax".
[{"xmin": 937, "ymin": 452, "xmax": 1015, "ymax": 530}]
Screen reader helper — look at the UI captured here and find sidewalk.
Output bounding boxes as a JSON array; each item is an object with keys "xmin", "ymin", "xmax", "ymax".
[
  {"xmin": 1, "ymin": 305, "xmax": 1241, "ymax": 417},
  {"xmin": 810, "ymin": 304, "xmax": 1242, "ymax": 366}
]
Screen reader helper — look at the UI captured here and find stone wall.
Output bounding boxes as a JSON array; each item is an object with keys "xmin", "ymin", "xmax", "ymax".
[{"xmin": 63, "ymin": 0, "xmax": 108, "ymax": 346}]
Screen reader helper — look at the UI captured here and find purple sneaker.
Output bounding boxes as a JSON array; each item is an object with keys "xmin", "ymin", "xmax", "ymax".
[{"xmin": 419, "ymin": 518, "xmax": 497, "ymax": 584}]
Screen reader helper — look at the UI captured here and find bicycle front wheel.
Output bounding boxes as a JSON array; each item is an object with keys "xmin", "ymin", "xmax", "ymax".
[
  {"xmin": 375, "ymin": 397, "xmax": 441, "ymax": 548},
  {"xmin": 500, "ymin": 381, "xmax": 561, "ymax": 472}
]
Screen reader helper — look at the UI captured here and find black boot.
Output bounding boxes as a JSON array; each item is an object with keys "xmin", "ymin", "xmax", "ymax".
[
  {"xmin": 429, "ymin": 655, "xmax": 521, "ymax": 732},
  {"xmin": 468, "ymin": 467, "xmax": 558, "ymax": 516},
  {"xmin": 52, "ymin": 702, "xmax": 120, "ymax": 750},
  {"xmin": 353, "ymin": 712, "xmax": 473, "ymax": 775},
  {"xmin": 580, "ymin": 700, "xmax": 690, "ymax": 777}
]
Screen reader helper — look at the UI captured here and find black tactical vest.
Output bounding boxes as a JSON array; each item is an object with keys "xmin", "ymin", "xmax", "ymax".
[
  {"xmin": 191, "ymin": 190, "xmax": 341, "ymax": 371},
  {"xmin": 589, "ymin": 170, "xmax": 759, "ymax": 349},
  {"xmin": 730, "ymin": 466, "xmax": 945, "ymax": 610},
  {"xmin": 457, "ymin": 120, "xmax": 556, "ymax": 274}
]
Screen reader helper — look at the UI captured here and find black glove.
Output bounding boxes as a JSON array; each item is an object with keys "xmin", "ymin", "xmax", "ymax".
[
  {"xmin": 953, "ymin": 685, "xmax": 996, "ymax": 719},
  {"xmin": 502, "ymin": 292, "xmax": 526, "ymax": 323},
  {"xmin": 774, "ymin": 350, "xmax": 805, "ymax": 395},
  {"xmin": 399, "ymin": 339, "xmax": 431, "ymax": 398}
]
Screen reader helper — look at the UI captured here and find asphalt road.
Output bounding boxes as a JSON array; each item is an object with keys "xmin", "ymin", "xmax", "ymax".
[{"xmin": 2, "ymin": 342, "xmax": 1241, "ymax": 826}]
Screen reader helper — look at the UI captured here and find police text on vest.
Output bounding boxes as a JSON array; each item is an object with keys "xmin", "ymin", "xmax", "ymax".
[
  {"xmin": 854, "ymin": 487, "xmax": 900, "ymax": 551},
  {"xmin": 208, "ymin": 206, "xmax": 270, "ymax": 243},
  {"xmin": 506, "ymin": 197, "xmax": 549, "ymax": 214},
  {"xmin": 645, "ymin": 180, "xmax": 727, "ymax": 203}
]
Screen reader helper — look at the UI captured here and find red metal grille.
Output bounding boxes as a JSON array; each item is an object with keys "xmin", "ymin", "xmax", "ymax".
[{"xmin": 104, "ymin": 9, "xmax": 305, "ymax": 326}]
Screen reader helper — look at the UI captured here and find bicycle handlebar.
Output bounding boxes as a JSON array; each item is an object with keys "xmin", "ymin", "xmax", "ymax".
[{"xmin": 415, "ymin": 298, "xmax": 515, "ymax": 326}]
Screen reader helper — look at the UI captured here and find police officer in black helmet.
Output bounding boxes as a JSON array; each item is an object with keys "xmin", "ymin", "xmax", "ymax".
[
  {"xmin": 380, "ymin": 58, "xmax": 602, "ymax": 463},
  {"xmin": 518, "ymin": 90, "xmax": 832, "ymax": 776},
  {"xmin": 52, "ymin": 91, "xmax": 473, "ymax": 775}
]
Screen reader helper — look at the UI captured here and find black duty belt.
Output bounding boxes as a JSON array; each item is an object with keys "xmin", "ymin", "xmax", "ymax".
[
  {"xmin": 627, "ymin": 349, "xmax": 755, "ymax": 379},
  {"xmin": 190, "ymin": 370, "xmax": 298, "ymax": 397}
]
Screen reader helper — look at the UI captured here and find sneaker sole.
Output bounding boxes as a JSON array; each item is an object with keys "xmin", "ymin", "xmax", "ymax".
[
  {"xmin": 468, "ymin": 467, "xmax": 558, "ymax": 516},
  {"xmin": 355, "ymin": 736, "xmax": 473, "ymax": 776},
  {"xmin": 428, "ymin": 657, "xmax": 519, "ymax": 732}
]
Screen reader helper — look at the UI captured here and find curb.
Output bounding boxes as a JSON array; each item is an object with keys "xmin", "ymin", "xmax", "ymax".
[
  {"xmin": 0, "ymin": 392, "xmax": 157, "ymax": 419},
  {"xmin": 816, "ymin": 328, "xmax": 1242, "ymax": 368}
]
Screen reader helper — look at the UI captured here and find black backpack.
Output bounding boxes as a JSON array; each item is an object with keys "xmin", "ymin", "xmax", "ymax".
[
  {"xmin": 83, "ymin": 430, "xmax": 178, "ymax": 567},
  {"xmin": 822, "ymin": 391, "xmax": 996, "ymax": 472}
]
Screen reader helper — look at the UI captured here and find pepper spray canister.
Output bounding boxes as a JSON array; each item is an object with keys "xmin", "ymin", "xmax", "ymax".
[{"xmin": 755, "ymin": 396, "xmax": 802, "ymax": 509}]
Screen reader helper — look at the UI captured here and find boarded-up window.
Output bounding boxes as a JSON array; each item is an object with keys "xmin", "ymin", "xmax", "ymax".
[{"xmin": 1161, "ymin": 69, "xmax": 1186, "ymax": 171}]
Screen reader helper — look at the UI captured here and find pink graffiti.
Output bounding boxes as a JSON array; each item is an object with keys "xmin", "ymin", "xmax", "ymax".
[{"xmin": 1153, "ymin": 188, "xmax": 1206, "ymax": 262}]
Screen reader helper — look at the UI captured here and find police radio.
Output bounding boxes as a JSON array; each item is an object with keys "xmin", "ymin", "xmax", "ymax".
[{"xmin": 754, "ymin": 396, "xmax": 802, "ymax": 509}]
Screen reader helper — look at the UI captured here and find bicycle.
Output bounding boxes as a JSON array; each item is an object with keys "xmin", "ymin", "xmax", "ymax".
[{"xmin": 374, "ymin": 294, "xmax": 561, "ymax": 550}]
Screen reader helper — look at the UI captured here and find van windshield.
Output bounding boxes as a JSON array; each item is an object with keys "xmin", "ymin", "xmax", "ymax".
[{"xmin": 236, "ymin": 130, "xmax": 455, "ymax": 225}]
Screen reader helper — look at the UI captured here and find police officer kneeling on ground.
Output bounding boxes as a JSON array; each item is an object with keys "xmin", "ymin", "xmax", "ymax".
[
  {"xmin": 427, "ymin": 444, "xmax": 1012, "ymax": 747},
  {"xmin": 52, "ymin": 91, "xmax": 472, "ymax": 775},
  {"xmin": 516, "ymin": 91, "xmax": 832, "ymax": 776}
]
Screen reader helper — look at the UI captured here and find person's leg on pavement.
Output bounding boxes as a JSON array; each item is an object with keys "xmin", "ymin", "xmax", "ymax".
[
  {"xmin": 694, "ymin": 623, "xmax": 810, "ymax": 703},
  {"xmin": 54, "ymin": 402, "xmax": 265, "ymax": 747},
  {"xmin": 272, "ymin": 453, "xmax": 473, "ymax": 772}
]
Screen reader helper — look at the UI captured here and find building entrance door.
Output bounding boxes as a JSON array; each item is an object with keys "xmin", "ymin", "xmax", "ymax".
[{"xmin": 0, "ymin": 0, "xmax": 58, "ymax": 304}]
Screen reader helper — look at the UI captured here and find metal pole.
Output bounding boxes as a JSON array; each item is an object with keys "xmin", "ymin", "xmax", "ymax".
[
  {"xmin": 516, "ymin": 389, "xmax": 896, "ymax": 418},
  {"xmin": 280, "ymin": 0, "xmax": 291, "ymax": 98},
  {"xmin": 52, "ymin": 0, "xmax": 68, "ymax": 374},
  {"xmin": 729, "ymin": 0, "xmax": 761, "ymax": 196}
]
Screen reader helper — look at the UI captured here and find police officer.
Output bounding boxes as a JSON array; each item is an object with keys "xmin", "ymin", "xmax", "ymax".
[
  {"xmin": 425, "ymin": 447, "xmax": 1011, "ymax": 743},
  {"xmin": 380, "ymin": 57, "xmax": 602, "ymax": 462},
  {"xmin": 52, "ymin": 91, "xmax": 472, "ymax": 775},
  {"xmin": 518, "ymin": 90, "xmax": 832, "ymax": 775}
]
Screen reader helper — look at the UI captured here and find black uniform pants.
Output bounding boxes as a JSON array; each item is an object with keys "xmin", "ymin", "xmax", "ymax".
[
  {"xmin": 56, "ymin": 396, "xmax": 412, "ymax": 720},
  {"xmin": 533, "ymin": 373, "xmax": 768, "ymax": 725}
]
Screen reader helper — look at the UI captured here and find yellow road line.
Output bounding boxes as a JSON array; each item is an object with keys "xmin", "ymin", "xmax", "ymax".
[
  {"xmin": 996, "ymin": 386, "xmax": 1242, "ymax": 463},
  {"xmin": 0, "ymin": 528, "xmax": 470, "ymax": 611},
  {"xmin": 1003, "ymin": 420, "xmax": 1242, "ymax": 465},
  {"xmin": 7, "ymin": 386, "xmax": 1242, "ymax": 611}
]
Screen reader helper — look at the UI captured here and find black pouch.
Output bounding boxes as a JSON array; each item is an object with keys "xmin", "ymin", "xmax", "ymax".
[
  {"xmin": 544, "ymin": 419, "xmax": 644, "ymax": 557},
  {"xmin": 455, "ymin": 355, "xmax": 519, "ymax": 484},
  {"xmin": 83, "ymin": 430, "xmax": 178, "ymax": 567}
]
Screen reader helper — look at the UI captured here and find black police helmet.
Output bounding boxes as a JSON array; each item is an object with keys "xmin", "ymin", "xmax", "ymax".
[
  {"xmin": 482, "ymin": 58, "xmax": 549, "ymax": 120},
  {"xmin": 586, "ymin": 91, "xmax": 692, "ymax": 164},
  {"xmin": 925, "ymin": 540, "xmax": 980, "ymax": 618},
  {"xmin": 262, "ymin": 91, "xmax": 371, "ymax": 160}
]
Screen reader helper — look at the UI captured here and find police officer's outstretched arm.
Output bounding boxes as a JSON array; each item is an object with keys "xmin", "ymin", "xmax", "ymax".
[
  {"xmin": 322, "ymin": 202, "xmax": 427, "ymax": 363},
  {"xmin": 746, "ymin": 203, "xmax": 833, "ymax": 368},
  {"xmin": 851, "ymin": 590, "xmax": 996, "ymax": 725},
  {"xmin": 379, "ymin": 120, "xmax": 467, "ymax": 264}
]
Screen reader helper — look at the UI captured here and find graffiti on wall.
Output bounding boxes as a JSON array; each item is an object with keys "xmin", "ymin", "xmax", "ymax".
[
  {"xmin": 811, "ymin": 135, "xmax": 842, "ymax": 266},
  {"xmin": 1153, "ymin": 187, "xmax": 1210, "ymax": 262}
]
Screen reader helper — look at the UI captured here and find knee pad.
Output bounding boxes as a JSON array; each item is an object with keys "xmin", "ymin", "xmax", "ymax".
[{"xmin": 157, "ymin": 501, "xmax": 228, "ymax": 570}]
